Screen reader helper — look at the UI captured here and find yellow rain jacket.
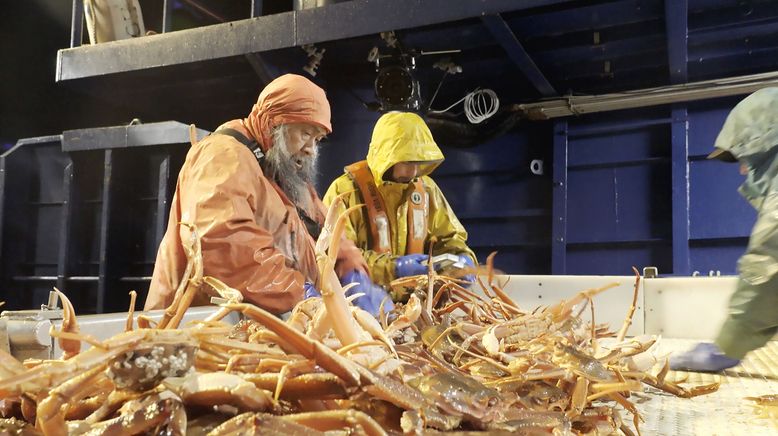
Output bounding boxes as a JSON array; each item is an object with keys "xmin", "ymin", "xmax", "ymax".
[
  {"xmin": 323, "ymin": 112, "xmax": 475, "ymax": 287},
  {"xmin": 145, "ymin": 74, "xmax": 366, "ymax": 314}
]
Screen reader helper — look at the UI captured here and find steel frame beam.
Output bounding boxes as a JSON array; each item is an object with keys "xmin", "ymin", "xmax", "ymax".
[
  {"xmin": 507, "ymin": 0, "xmax": 663, "ymax": 39},
  {"xmin": 665, "ymin": 0, "xmax": 690, "ymax": 274},
  {"xmin": 481, "ymin": 14, "xmax": 557, "ymax": 97},
  {"xmin": 96, "ymin": 150, "xmax": 114, "ymax": 314},
  {"xmin": 61, "ymin": 121, "xmax": 210, "ymax": 152},
  {"xmin": 251, "ymin": 0, "xmax": 263, "ymax": 18},
  {"xmin": 70, "ymin": 0, "xmax": 84, "ymax": 48},
  {"xmin": 162, "ymin": 0, "xmax": 174, "ymax": 33},
  {"xmin": 533, "ymin": 35, "xmax": 665, "ymax": 66},
  {"xmin": 665, "ymin": 0, "xmax": 688, "ymax": 84},
  {"xmin": 155, "ymin": 156, "xmax": 171, "ymax": 248},
  {"xmin": 56, "ymin": 161, "xmax": 74, "ymax": 292},
  {"xmin": 552, "ymin": 120, "xmax": 568, "ymax": 274},
  {"xmin": 58, "ymin": 0, "xmax": 573, "ymax": 81},
  {"xmin": 690, "ymin": 19, "xmax": 778, "ymax": 46},
  {"xmin": 568, "ymin": 117, "xmax": 673, "ymax": 138},
  {"xmin": 670, "ymin": 107, "xmax": 690, "ymax": 275}
]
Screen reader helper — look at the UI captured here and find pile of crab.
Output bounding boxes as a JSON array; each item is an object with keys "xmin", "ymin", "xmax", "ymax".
[{"xmin": 0, "ymin": 196, "xmax": 720, "ymax": 435}]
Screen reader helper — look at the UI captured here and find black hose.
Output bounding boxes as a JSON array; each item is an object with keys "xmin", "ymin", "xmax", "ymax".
[{"xmin": 424, "ymin": 111, "xmax": 523, "ymax": 148}]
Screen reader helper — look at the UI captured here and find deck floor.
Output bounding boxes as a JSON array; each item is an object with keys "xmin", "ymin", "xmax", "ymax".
[{"xmin": 631, "ymin": 339, "xmax": 778, "ymax": 435}]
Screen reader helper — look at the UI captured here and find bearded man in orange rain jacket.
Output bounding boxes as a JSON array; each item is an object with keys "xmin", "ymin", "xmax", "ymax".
[{"xmin": 144, "ymin": 74, "xmax": 366, "ymax": 314}]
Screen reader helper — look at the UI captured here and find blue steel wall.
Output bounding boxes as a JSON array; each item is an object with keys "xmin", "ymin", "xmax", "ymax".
[
  {"xmin": 320, "ymin": 87, "xmax": 754, "ymax": 276},
  {"xmin": 563, "ymin": 108, "xmax": 674, "ymax": 275},
  {"xmin": 687, "ymin": 99, "xmax": 755, "ymax": 275},
  {"xmin": 557, "ymin": 97, "xmax": 755, "ymax": 276}
]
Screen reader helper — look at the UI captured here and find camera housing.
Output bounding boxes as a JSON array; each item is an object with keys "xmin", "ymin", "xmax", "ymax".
[{"xmin": 374, "ymin": 53, "xmax": 421, "ymax": 111}]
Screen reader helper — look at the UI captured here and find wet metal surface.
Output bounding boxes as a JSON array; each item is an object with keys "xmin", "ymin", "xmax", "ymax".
[{"xmin": 635, "ymin": 339, "xmax": 778, "ymax": 436}]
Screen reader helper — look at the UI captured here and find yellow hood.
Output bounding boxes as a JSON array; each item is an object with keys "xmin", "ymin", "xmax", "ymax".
[{"xmin": 366, "ymin": 112, "xmax": 444, "ymax": 184}]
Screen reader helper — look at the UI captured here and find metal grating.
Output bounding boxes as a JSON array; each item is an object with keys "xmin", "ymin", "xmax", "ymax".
[{"xmin": 633, "ymin": 339, "xmax": 778, "ymax": 435}]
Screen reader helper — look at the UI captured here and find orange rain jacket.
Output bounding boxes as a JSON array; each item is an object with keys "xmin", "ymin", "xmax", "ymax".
[{"xmin": 145, "ymin": 74, "xmax": 366, "ymax": 314}]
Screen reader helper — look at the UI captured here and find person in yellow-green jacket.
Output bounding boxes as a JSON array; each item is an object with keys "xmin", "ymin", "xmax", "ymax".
[{"xmin": 323, "ymin": 112, "xmax": 476, "ymax": 302}]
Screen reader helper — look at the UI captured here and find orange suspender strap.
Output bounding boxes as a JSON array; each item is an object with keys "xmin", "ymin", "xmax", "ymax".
[
  {"xmin": 406, "ymin": 179, "xmax": 428, "ymax": 254},
  {"xmin": 345, "ymin": 161, "xmax": 392, "ymax": 254}
]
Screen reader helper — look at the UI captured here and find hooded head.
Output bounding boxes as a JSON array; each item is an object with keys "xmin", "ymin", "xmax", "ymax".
[
  {"xmin": 244, "ymin": 74, "xmax": 332, "ymax": 152},
  {"xmin": 711, "ymin": 87, "xmax": 778, "ymax": 208},
  {"xmin": 366, "ymin": 112, "xmax": 444, "ymax": 184},
  {"xmin": 711, "ymin": 87, "xmax": 778, "ymax": 168}
]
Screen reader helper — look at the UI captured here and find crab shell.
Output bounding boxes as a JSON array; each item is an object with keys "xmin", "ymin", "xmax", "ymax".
[
  {"xmin": 164, "ymin": 372, "xmax": 274, "ymax": 412},
  {"xmin": 108, "ymin": 343, "xmax": 196, "ymax": 391}
]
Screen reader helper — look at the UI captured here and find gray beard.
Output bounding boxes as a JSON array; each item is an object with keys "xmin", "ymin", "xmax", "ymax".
[{"xmin": 263, "ymin": 126, "xmax": 318, "ymax": 214}]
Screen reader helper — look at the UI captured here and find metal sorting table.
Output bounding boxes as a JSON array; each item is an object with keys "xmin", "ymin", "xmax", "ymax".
[
  {"xmin": 633, "ymin": 339, "xmax": 778, "ymax": 436},
  {"xmin": 500, "ymin": 275, "xmax": 778, "ymax": 435}
]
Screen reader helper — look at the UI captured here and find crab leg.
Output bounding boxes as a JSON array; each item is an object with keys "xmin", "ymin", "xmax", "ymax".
[
  {"xmin": 566, "ymin": 376, "xmax": 589, "ymax": 418},
  {"xmin": 208, "ymin": 412, "xmax": 324, "ymax": 436},
  {"xmin": 158, "ymin": 223, "xmax": 198, "ymax": 329},
  {"xmin": 616, "ymin": 267, "xmax": 641, "ymax": 342},
  {"xmin": 89, "ymin": 395, "xmax": 186, "ymax": 435},
  {"xmin": 242, "ymin": 372, "xmax": 349, "ymax": 400},
  {"xmin": 315, "ymin": 190, "xmax": 353, "ymax": 255},
  {"xmin": 36, "ymin": 363, "xmax": 108, "ymax": 436},
  {"xmin": 0, "ymin": 347, "xmax": 25, "ymax": 379},
  {"xmin": 125, "ymin": 290, "xmax": 137, "ymax": 332},
  {"xmin": 225, "ymin": 303, "xmax": 361, "ymax": 387},
  {"xmin": 166, "ymin": 225, "xmax": 204, "ymax": 329},
  {"xmin": 53, "ymin": 288, "xmax": 80, "ymax": 359},
  {"xmin": 281, "ymin": 410, "xmax": 387, "ymax": 436},
  {"xmin": 316, "ymin": 204, "xmax": 367, "ymax": 347}
]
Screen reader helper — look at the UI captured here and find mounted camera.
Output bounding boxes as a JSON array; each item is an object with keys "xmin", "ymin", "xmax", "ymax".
[
  {"xmin": 364, "ymin": 31, "xmax": 461, "ymax": 113},
  {"xmin": 373, "ymin": 51, "xmax": 421, "ymax": 112}
]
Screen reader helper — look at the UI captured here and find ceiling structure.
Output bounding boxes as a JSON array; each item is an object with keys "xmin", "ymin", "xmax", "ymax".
[{"xmin": 56, "ymin": 0, "xmax": 778, "ymax": 128}]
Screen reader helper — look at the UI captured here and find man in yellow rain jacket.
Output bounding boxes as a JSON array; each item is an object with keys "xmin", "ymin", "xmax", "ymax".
[
  {"xmin": 323, "ymin": 112, "xmax": 476, "ymax": 302},
  {"xmin": 145, "ymin": 74, "xmax": 367, "ymax": 314}
]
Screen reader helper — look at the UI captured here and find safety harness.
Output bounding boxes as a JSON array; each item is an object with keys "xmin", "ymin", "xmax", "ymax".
[
  {"xmin": 344, "ymin": 160, "xmax": 428, "ymax": 255},
  {"xmin": 215, "ymin": 127, "xmax": 265, "ymax": 161}
]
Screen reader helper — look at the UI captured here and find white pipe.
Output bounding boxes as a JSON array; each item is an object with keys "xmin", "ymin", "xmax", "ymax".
[{"xmin": 516, "ymin": 71, "xmax": 778, "ymax": 120}]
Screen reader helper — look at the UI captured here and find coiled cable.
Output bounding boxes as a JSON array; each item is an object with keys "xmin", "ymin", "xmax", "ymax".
[{"xmin": 429, "ymin": 88, "xmax": 499, "ymax": 124}]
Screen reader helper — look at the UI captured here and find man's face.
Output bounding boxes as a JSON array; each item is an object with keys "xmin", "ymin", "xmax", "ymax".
[
  {"xmin": 264, "ymin": 123, "xmax": 325, "ymax": 213},
  {"xmin": 740, "ymin": 163, "xmax": 749, "ymax": 176},
  {"xmin": 283, "ymin": 123, "xmax": 327, "ymax": 170},
  {"xmin": 388, "ymin": 162, "xmax": 421, "ymax": 184}
]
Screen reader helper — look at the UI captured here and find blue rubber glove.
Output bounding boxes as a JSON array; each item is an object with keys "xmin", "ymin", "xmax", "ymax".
[
  {"xmin": 303, "ymin": 282, "xmax": 321, "ymax": 299},
  {"xmin": 395, "ymin": 254, "xmax": 430, "ymax": 278},
  {"xmin": 341, "ymin": 270, "xmax": 395, "ymax": 317},
  {"xmin": 669, "ymin": 343, "xmax": 740, "ymax": 372}
]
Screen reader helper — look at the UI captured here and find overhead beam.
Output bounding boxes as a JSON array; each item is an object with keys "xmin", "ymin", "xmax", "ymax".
[
  {"xmin": 689, "ymin": 48, "xmax": 778, "ymax": 77},
  {"xmin": 664, "ymin": 0, "xmax": 688, "ymax": 84},
  {"xmin": 508, "ymin": 0, "xmax": 662, "ymax": 39},
  {"xmin": 690, "ymin": 19, "xmax": 778, "ymax": 46},
  {"xmin": 481, "ymin": 14, "xmax": 557, "ymax": 97},
  {"xmin": 533, "ymin": 35, "xmax": 664, "ymax": 65},
  {"xmin": 57, "ymin": 0, "xmax": 573, "ymax": 82}
]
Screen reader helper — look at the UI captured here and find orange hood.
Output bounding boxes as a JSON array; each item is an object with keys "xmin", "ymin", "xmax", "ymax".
[{"xmin": 243, "ymin": 74, "xmax": 332, "ymax": 152}]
